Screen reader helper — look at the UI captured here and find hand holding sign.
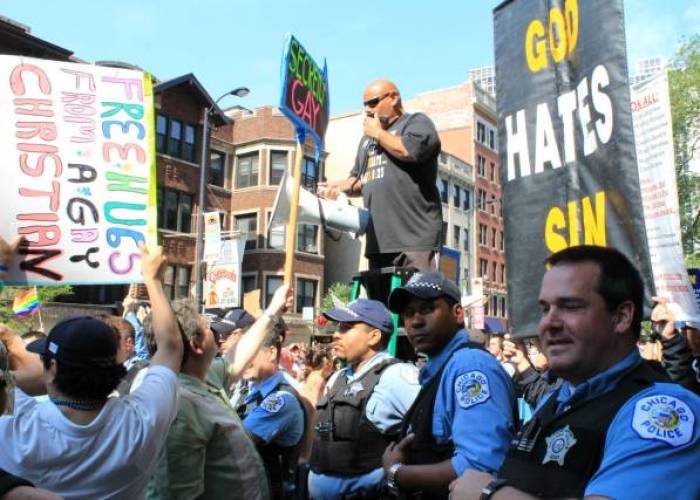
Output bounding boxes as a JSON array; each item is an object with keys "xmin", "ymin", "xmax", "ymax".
[{"xmin": 138, "ymin": 243, "xmax": 167, "ymax": 284}]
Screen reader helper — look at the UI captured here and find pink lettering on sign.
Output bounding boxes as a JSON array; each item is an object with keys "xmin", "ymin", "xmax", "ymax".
[{"xmin": 291, "ymin": 78, "xmax": 320, "ymax": 129}]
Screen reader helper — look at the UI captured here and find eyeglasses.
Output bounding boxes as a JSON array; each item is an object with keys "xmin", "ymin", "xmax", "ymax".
[{"xmin": 363, "ymin": 92, "xmax": 391, "ymax": 108}]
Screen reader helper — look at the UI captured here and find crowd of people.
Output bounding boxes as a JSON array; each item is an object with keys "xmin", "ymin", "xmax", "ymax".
[
  {"xmin": 0, "ymin": 79, "xmax": 698, "ymax": 499},
  {"xmin": 0, "ymin": 234, "xmax": 698, "ymax": 499}
]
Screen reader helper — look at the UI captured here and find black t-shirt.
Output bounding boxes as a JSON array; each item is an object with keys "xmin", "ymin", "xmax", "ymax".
[
  {"xmin": 350, "ymin": 112, "xmax": 442, "ymax": 255},
  {"xmin": 0, "ymin": 468, "xmax": 32, "ymax": 495}
]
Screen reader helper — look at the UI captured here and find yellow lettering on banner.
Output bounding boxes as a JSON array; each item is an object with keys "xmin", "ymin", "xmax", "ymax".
[
  {"xmin": 525, "ymin": 0, "xmax": 579, "ymax": 73},
  {"xmin": 582, "ymin": 191, "xmax": 606, "ymax": 246},
  {"xmin": 526, "ymin": 20, "xmax": 547, "ymax": 73},
  {"xmin": 545, "ymin": 191, "xmax": 607, "ymax": 252}
]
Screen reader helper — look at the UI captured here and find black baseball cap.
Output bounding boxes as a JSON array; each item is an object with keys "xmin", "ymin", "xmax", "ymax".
[
  {"xmin": 323, "ymin": 299, "xmax": 394, "ymax": 334},
  {"xmin": 26, "ymin": 316, "xmax": 118, "ymax": 366},
  {"xmin": 388, "ymin": 271, "xmax": 461, "ymax": 313},
  {"xmin": 210, "ymin": 308, "xmax": 256, "ymax": 336}
]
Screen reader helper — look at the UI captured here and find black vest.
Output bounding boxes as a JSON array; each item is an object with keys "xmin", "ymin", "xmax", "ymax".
[
  {"xmin": 499, "ymin": 360, "xmax": 668, "ymax": 499},
  {"xmin": 237, "ymin": 380, "xmax": 306, "ymax": 499},
  {"xmin": 310, "ymin": 359, "xmax": 399, "ymax": 476}
]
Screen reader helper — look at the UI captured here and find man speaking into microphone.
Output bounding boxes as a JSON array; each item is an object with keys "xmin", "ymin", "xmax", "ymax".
[{"xmin": 318, "ymin": 79, "xmax": 442, "ymax": 304}]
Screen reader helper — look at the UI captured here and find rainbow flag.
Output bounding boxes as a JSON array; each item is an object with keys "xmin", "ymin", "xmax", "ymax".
[{"xmin": 13, "ymin": 288, "xmax": 41, "ymax": 318}]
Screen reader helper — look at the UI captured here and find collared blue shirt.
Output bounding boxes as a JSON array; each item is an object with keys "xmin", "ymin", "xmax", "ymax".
[
  {"xmin": 242, "ymin": 371, "xmax": 304, "ymax": 447},
  {"xmin": 534, "ymin": 350, "xmax": 700, "ymax": 499},
  {"xmin": 420, "ymin": 330, "xmax": 516, "ymax": 476},
  {"xmin": 308, "ymin": 351, "xmax": 421, "ymax": 499}
]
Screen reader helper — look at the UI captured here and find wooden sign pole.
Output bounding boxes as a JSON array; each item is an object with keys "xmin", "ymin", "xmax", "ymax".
[{"xmin": 283, "ymin": 141, "xmax": 304, "ymax": 285}]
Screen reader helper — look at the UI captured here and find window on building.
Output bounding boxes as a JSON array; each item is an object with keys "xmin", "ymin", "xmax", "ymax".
[
  {"xmin": 158, "ymin": 188, "xmax": 193, "ymax": 233},
  {"xmin": 235, "ymin": 213, "xmax": 257, "ymax": 250},
  {"xmin": 265, "ymin": 275, "xmax": 283, "ymax": 308},
  {"xmin": 501, "ymin": 264, "xmax": 506, "ymax": 283},
  {"xmin": 270, "ymin": 151, "xmax": 288, "ymax": 186},
  {"xmin": 168, "ymin": 119, "xmax": 182, "ymax": 158},
  {"xmin": 209, "ymin": 151, "xmax": 226, "ymax": 188},
  {"xmin": 477, "ymin": 155, "xmax": 486, "ymax": 177},
  {"xmin": 453, "ymin": 225, "xmax": 460, "ymax": 248},
  {"xmin": 492, "ymin": 228, "xmax": 498, "ymax": 248},
  {"xmin": 163, "ymin": 265, "xmax": 191, "ymax": 300},
  {"xmin": 484, "ymin": 294, "xmax": 490, "ymax": 315},
  {"xmin": 500, "ymin": 296, "xmax": 507, "ymax": 317},
  {"xmin": 491, "ymin": 295, "xmax": 498, "ymax": 317},
  {"xmin": 266, "ymin": 213, "xmax": 285, "ymax": 250},
  {"xmin": 477, "ymin": 121, "xmax": 486, "ymax": 144},
  {"xmin": 453, "ymin": 185, "xmax": 461, "ymax": 208},
  {"xmin": 441, "ymin": 179, "xmax": 449, "ymax": 203},
  {"xmin": 479, "ymin": 224, "xmax": 487, "ymax": 245},
  {"xmin": 302, "ymin": 157, "xmax": 318, "ymax": 190},
  {"xmin": 463, "ymin": 190, "xmax": 471, "ymax": 211},
  {"xmin": 183, "ymin": 124, "xmax": 196, "ymax": 162},
  {"xmin": 500, "ymin": 231, "xmax": 505, "ymax": 251},
  {"xmin": 236, "ymin": 153, "xmax": 259, "ymax": 188},
  {"xmin": 490, "ymin": 162, "xmax": 496, "ymax": 181},
  {"xmin": 441, "ymin": 222, "xmax": 448, "ymax": 246},
  {"xmin": 463, "ymin": 228, "xmax": 469, "ymax": 251},
  {"xmin": 156, "ymin": 114, "xmax": 167, "ymax": 153},
  {"xmin": 242, "ymin": 274, "xmax": 257, "ymax": 295},
  {"xmin": 480, "ymin": 258, "xmax": 488, "ymax": 278},
  {"xmin": 478, "ymin": 189, "xmax": 487, "ymax": 210},
  {"xmin": 489, "ymin": 129, "xmax": 496, "ymax": 150},
  {"xmin": 492, "ymin": 262, "xmax": 497, "ymax": 282},
  {"xmin": 296, "ymin": 278, "xmax": 318, "ymax": 313},
  {"xmin": 298, "ymin": 224, "xmax": 318, "ymax": 254}
]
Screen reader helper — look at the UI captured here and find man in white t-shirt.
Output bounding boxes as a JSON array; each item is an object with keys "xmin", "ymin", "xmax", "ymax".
[{"xmin": 0, "ymin": 243, "xmax": 183, "ymax": 499}]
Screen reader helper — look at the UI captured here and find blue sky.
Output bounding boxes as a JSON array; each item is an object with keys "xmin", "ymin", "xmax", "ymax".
[{"xmin": 3, "ymin": 0, "xmax": 698, "ymax": 114}]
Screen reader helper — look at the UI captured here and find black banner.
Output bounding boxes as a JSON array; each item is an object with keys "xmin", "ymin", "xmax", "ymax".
[{"xmin": 494, "ymin": 0, "xmax": 653, "ymax": 336}]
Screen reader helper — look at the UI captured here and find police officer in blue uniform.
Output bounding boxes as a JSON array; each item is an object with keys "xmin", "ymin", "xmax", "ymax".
[
  {"xmin": 382, "ymin": 272, "xmax": 516, "ymax": 499},
  {"xmin": 308, "ymin": 299, "xmax": 421, "ymax": 499},
  {"xmin": 450, "ymin": 246, "xmax": 700, "ymax": 500},
  {"xmin": 237, "ymin": 325, "xmax": 306, "ymax": 499}
]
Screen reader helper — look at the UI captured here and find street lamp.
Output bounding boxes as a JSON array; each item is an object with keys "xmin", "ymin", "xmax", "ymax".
[{"xmin": 194, "ymin": 86, "xmax": 250, "ymax": 310}]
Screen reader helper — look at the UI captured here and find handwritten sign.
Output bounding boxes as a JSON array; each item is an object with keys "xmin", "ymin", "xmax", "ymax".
[
  {"xmin": 0, "ymin": 56, "xmax": 157, "ymax": 285},
  {"xmin": 279, "ymin": 34, "xmax": 329, "ymax": 156}
]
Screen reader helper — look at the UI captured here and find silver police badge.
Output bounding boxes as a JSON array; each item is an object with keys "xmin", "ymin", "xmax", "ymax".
[{"xmin": 542, "ymin": 425, "xmax": 577, "ymax": 466}]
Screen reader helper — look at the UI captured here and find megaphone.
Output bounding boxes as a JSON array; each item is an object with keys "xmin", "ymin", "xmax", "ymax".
[{"xmin": 269, "ymin": 172, "xmax": 369, "ymax": 236}]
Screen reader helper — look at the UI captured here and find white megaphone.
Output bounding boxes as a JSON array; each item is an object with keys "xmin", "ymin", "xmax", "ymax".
[{"xmin": 269, "ymin": 171, "xmax": 370, "ymax": 237}]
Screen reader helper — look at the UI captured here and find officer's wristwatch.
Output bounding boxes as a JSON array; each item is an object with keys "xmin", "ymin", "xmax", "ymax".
[
  {"xmin": 386, "ymin": 463, "xmax": 403, "ymax": 493},
  {"xmin": 479, "ymin": 478, "xmax": 509, "ymax": 500}
]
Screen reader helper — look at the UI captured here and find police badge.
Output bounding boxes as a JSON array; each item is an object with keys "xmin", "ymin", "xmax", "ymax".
[{"xmin": 542, "ymin": 425, "xmax": 577, "ymax": 466}]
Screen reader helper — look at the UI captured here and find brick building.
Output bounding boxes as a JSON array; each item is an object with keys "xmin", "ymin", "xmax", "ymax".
[{"xmin": 213, "ymin": 106, "xmax": 326, "ymax": 332}]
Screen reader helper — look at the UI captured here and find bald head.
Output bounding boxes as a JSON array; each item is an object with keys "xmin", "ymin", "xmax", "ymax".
[{"xmin": 363, "ymin": 79, "xmax": 403, "ymax": 126}]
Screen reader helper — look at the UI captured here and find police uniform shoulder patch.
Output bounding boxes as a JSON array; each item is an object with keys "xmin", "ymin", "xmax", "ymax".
[
  {"xmin": 455, "ymin": 370, "xmax": 490, "ymax": 409},
  {"xmin": 632, "ymin": 394, "xmax": 695, "ymax": 447},
  {"xmin": 260, "ymin": 393, "xmax": 286, "ymax": 414}
]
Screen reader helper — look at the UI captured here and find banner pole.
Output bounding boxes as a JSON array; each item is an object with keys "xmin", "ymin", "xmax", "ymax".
[
  {"xmin": 283, "ymin": 141, "xmax": 304, "ymax": 285},
  {"xmin": 34, "ymin": 287, "xmax": 45, "ymax": 332}
]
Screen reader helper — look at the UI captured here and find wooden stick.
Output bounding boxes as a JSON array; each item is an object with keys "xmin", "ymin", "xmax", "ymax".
[{"xmin": 283, "ymin": 142, "xmax": 304, "ymax": 285}]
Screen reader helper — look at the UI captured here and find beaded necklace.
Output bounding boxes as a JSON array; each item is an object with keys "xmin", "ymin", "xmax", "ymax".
[{"xmin": 50, "ymin": 397, "xmax": 104, "ymax": 411}]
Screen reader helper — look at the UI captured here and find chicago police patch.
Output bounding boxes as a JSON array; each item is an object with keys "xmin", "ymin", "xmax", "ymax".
[
  {"xmin": 455, "ymin": 371, "xmax": 490, "ymax": 409},
  {"xmin": 632, "ymin": 395, "xmax": 694, "ymax": 447},
  {"xmin": 261, "ymin": 394, "xmax": 286, "ymax": 414}
]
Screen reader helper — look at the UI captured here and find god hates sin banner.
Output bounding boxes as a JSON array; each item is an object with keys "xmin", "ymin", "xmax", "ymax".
[
  {"xmin": 0, "ymin": 56, "xmax": 157, "ymax": 286},
  {"xmin": 494, "ymin": 0, "xmax": 653, "ymax": 336}
]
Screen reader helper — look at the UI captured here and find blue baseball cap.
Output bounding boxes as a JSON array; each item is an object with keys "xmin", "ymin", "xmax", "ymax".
[
  {"xmin": 210, "ymin": 308, "xmax": 256, "ymax": 336},
  {"xmin": 322, "ymin": 299, "xmax": 394, "ymax": 334}
]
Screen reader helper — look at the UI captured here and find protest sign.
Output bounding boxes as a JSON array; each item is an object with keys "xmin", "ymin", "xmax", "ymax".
[
  {"xmin": 494, "ymin": 0, "xmax": 653, "ymax": 335},
  {"xmin": 688, "ymin": 268, "xmax": 700, "ymax": 313},
  {"xmin": 0, "ymin": 56, "xmax": 156, "ymax": 285},
  {"xmin": 203, "ymin": 239, "xmax": 245, "ymax": 308},
  {"xmin": 279, "ymin": 34, "xmax": 329, "ymax": 158},
  {"xmin": 632, "ymin": 72, "xmax": 700, "ymax": 325}
]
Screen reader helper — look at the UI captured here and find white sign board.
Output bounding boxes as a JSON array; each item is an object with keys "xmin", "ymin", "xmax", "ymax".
[
  {"xmin": 0, "ymin": 56, "xmax": 157, "ymax": 285},
  {"xmin": 204, "ymin": 239, "xmax": 245, "ymax": 308},
  {"xmin": 632, "ymin": 71, "xmax": 700, "ymax": 327}
]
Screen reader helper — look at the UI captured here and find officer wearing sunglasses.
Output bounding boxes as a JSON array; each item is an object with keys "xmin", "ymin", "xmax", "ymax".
[{"xmin": 318, "ymin": 79, "xmax": 442, "ymax": 305}]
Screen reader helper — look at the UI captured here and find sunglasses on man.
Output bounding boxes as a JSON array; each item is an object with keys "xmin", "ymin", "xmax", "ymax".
[{"xmin": 363, "ymin": 92, "xmax": 392, "ymax": 108}]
